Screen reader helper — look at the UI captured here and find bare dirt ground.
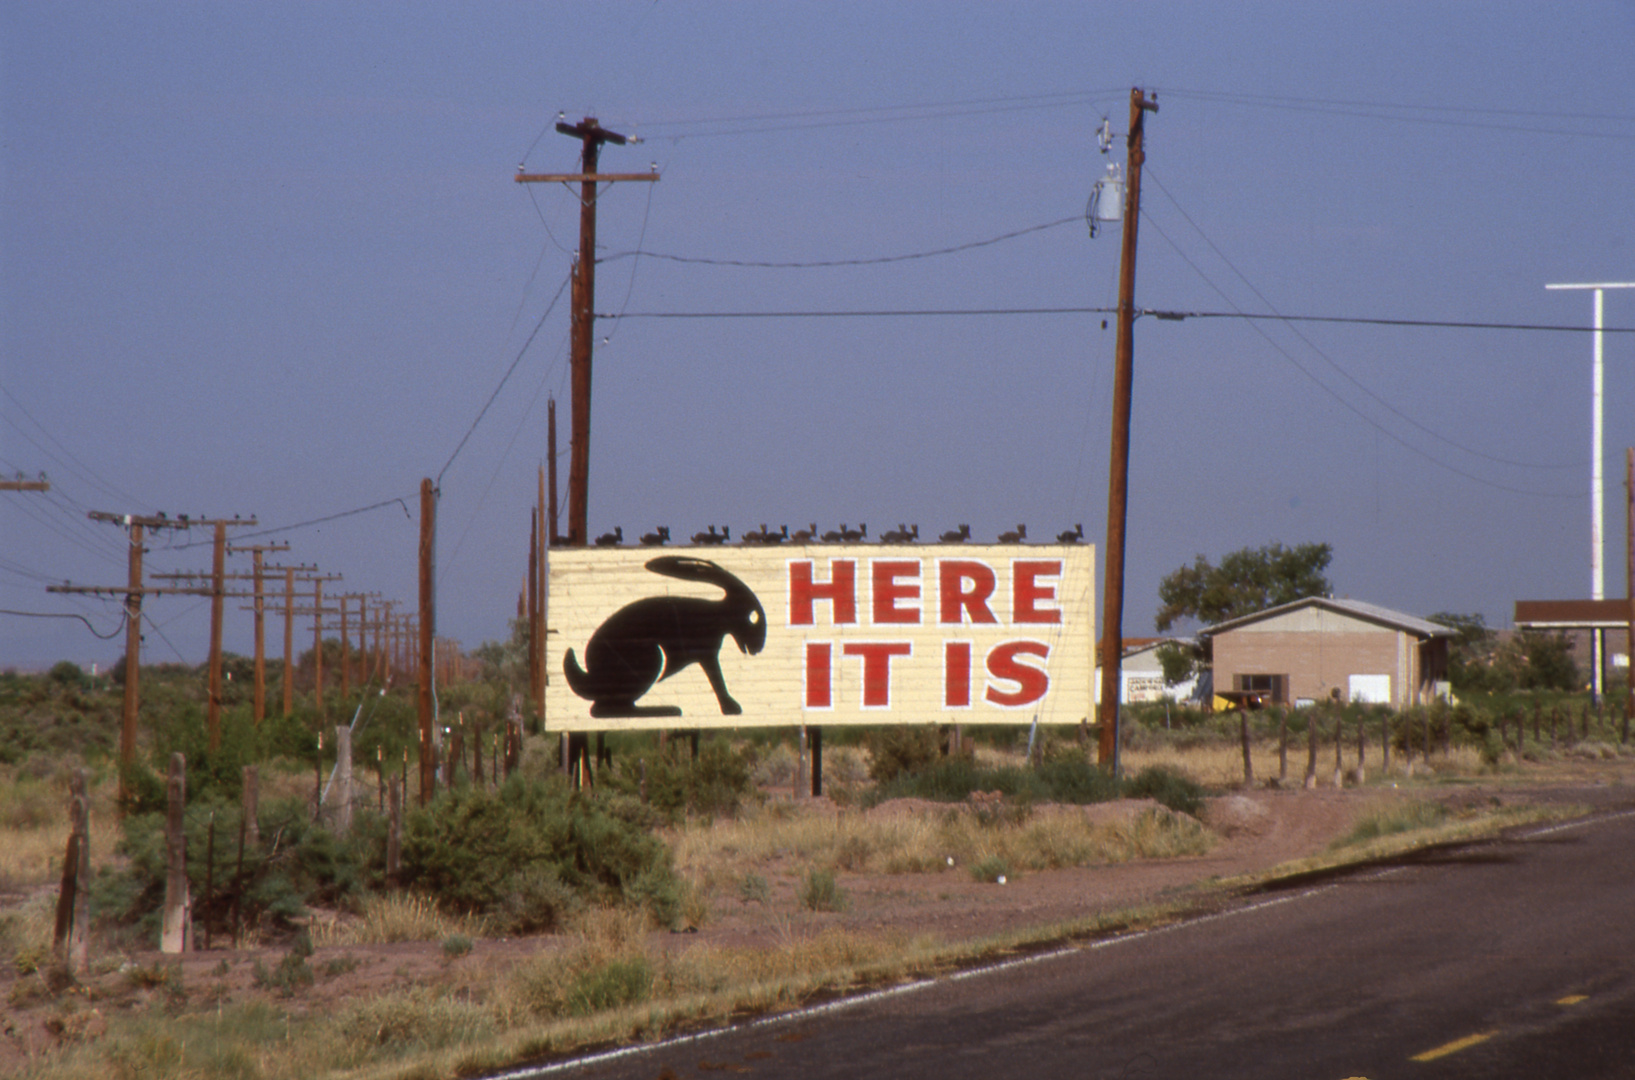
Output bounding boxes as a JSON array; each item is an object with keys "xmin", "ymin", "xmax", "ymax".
[{"xmin": 6, "ymin": 762, "xmax": 1635, "ymax": 1071}]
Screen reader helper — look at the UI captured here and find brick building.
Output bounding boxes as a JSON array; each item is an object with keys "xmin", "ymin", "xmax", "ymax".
[{"xmin": 1202, "ymin": 597, "xmax": 1451, "ymax": 710}]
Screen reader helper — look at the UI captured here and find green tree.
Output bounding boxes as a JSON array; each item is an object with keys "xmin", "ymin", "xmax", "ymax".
[
  {"xmin": 1427, "ymin": 611, "xmax": 1498, "ymax": 691},
  {"xmin": 1156, "ymin": 542, "xmax": 1333, "ymax": 631}
]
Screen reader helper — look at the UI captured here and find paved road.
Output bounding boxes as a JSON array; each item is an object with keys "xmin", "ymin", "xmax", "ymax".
[{"xmin": 513, "ymin": 808, "xmax": 1635, "ymax": 1080}]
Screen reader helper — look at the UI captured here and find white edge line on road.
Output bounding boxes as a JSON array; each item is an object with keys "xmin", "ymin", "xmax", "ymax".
[
  {"xmin": 1516, "ymin": 807, "xmax": 1635, "ymax": 839},
  {"xmin": 490, "ymin": 885, "xmax": 1340, "ymax": 1078}
]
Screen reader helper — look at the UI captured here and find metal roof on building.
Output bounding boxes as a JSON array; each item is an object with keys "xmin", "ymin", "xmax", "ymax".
[{"xmin": 1199, "ymin": 596, "xmax": 1454, "ymax": 640}]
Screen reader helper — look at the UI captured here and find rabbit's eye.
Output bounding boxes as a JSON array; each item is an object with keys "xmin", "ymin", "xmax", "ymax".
[{"xmin": 750, "ymin": 610, "xmax": 761, "ymax": 625}]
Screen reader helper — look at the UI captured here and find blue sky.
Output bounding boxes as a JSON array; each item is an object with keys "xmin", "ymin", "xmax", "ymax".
[{"xmin": 3, "ymin": 2, "xmax": 1633, "ymax": 671}]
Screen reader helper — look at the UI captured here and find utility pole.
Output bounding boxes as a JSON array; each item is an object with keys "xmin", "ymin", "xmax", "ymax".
[
  {"xmin": 547, "ymin": 397, "xmax": 561, "ymax": 545},
  {"xmin": 0, "ymin": 476, "xmax": 49, "ymax": 491},
  {"xmin": 418, "ymin": 478, "xmax": 437, "ymax": 806},
  {"xmin": 516, "ymin": 120, "xmax": 657, "ymax": 544},
  {"xmin": 225, "ymin": 542, "xmax": 292, "ymax": 724},
  {"xmin": 1098, "ymin": 88, "xmax": 1159, "ymax": 771}
]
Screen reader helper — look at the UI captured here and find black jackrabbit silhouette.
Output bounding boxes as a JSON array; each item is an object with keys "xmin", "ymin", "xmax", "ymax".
[{"xmin": 563, "ymin": 557, "xmax": 767, "ymax": 718}]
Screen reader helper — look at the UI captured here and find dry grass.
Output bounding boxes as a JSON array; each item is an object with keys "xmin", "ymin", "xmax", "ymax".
[
  {"xmin": 0, "ymin": 768, "xmax": 122, "ymax": 888},
  {"xmin": 671, "ymin": 800, "xmax": 1215, "ymax": 911},
  {"xmin": 312, "ymin": 892, "xmax": 486, "ymax": 947},
  {"xmin": 1122, "ymin": 739, "xmax": 1487, "ymax": 788}
]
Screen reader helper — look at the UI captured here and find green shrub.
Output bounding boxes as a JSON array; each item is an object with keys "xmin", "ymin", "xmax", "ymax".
[
  {"xmin": 1122, "ymin": 765, "xmax": 1206, "ymax": 817},
  {"xmin": 864, "ymin": 726, "xmax": 940, "ymax": 783},
  {"xmin": 93, "ymin": 797, "xmax": 368, "ymax": 944},
  {"xmin": 798, "ymin": 868, "xmax": 848, "ymax": 912},
  {"xmin": 441, "ymin": 934, "xmax": 473, "ymax": 958},
  {"xmin": 565, "ymin": 957, "xmax": 652, "ymax": 1015},
  {"xmin": 400, "ymin": 776, "xmax": 682, "ymax": 931},
  {"xmin": 607, "ymin": 737, "xmax": 760, "ymax": 822},
  {"xmin": 970, "ymin": 856, "xmax": 1010, "ymax": 884}
]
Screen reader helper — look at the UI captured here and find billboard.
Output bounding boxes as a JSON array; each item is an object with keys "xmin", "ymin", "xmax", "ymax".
[{"xmin": 545, "ymin": 544, "xmax": 1094, "ymax": 732}]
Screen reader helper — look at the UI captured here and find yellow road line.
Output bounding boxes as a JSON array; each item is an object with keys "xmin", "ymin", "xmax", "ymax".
[
  {"xmin": 1411, "ymin": 1031, "xmax": 1497, "ymax": 1062},
  {"xmin": 1556, "ymin": 994, "xmax": 1588, "ymax": 1006}
]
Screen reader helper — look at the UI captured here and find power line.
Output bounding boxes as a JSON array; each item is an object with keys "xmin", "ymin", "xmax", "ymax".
[
  {"xmin": 1141, "ymin": 166, "xmax": 1583, "ymax": 471},
  {"xmin": 173, "ymin": 496, "xmax": 414, "ymax": 549},
  {"xmin": 0, "ymin": 608, "xmax": 127, "ymax": 639},
  {"xmin": 601, "ymin": 215, "xmax": 1082, "ymax": 269},
  {"xmin": 597, "ymin": 305, "xmax": 1628, "ymax": 331},
  {"xmin": 437, "ymin": 270, "xmax": 573, "ymax": 485}
]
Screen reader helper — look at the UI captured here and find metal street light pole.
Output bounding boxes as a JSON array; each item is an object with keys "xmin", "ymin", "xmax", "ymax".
[{"xmin": 1547, "ymin": 281, "xmax": 1634, "ymax": 701}]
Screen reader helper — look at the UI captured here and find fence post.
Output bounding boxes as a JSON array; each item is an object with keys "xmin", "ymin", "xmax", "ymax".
[
  {"xmin": 52, "ymin": 832, "xmax": 78, "ymax": 961},
  {"xmin": 68, "ymin": 768, "xmax": 90, "ymax": 974},
  {"xmin": 334, "ymin": 725, "xmax": 354, "ymax": 835},
  {"xmin": 1239, "ymin": 711, "xmax": 1254, "ymax": 787},
  {"xmin": 1355, "ymin": 715, "xmax": 1366, "ymax": 785},
  {"xmin": 162, "ymin": 753, "xmax": 189, "ymax": 954},
  {"xmin": 1278, "ymin": 712, "xmax": 1288, "ymax": 785},
  {"xmin": 386, "ymin": 774, "xmax": 402, "ymax": 888},
  {"xmin": 1302, "ymin": 712, "xmax": 1317, "ymax": 789},
  {"xmin": 1332, "ymin": 716, "xmax": 1344, "ymax": 788}
]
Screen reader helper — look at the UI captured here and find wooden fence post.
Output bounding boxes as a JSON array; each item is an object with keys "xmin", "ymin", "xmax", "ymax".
[
  {"xmin": 162, "ymin": 753, "xmax": 189, "ymax": 954},
  {"xmin": 1355, "ymin": 715, "xmax": 1366, "ymax": 785},
  {"xmin": 1278, "ymin": 712, "xmax": 1288, "ymax": 785},
  {"xmin": 1239, "ymin": 711, "xmax": 1254, "ymax": 787},
  {"xmin": 68, "ymin": 768, "xmax": 90, "ymax": 974},
  {"xmin": 242, "ymin": 765, "xmax": 259, "ymax": 850},
  {"xmin": 334, "ymin": 725, "xmax": 353, "ymax": 835},
  {"xmin": 1332, "ymin": 716, "xmax": 1344, "ymax": 788},
  {"xmin": 386, "ymin": 774, "xmax": 402, "ymax": 888},
  {"xmin": 1304, "ymin": 712, "xmax": 1318, "ymax": 790}
]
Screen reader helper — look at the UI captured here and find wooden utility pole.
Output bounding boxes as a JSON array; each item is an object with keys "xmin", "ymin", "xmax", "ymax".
[
  {"xmin": 224, "ymin": 543, "xmax": 292, "ymax": 724},
  {"xmin": 1097, "ymin": 88, "xmax": 1159, "ymax": 770},
  {"xmin": 516, "ymin": 121, "xmax": 657, "ymax": 544},
  {"xmin": 547, "ymin": 397, "xmax": 560, "ymax": 544},
  {"xmin": 1627, "ymin": 447, "xmax": 1634, "ymax": 721},
  {"xmin": 418, "ymin": 478, "xmax": 437, "ymax": 805}
]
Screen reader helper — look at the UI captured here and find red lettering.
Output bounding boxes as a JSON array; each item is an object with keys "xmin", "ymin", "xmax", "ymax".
[
  {"xmin": 805, "ymin": 642, "xmax": 832, "ymax": 708},
  {"xmin": 842, "ymin": 641, "xmax": 912, "ymax": 708},
  {"xmin": 985, "ymin": 640, "xmax": 1051, "ymax": 707},
  {"xmin": 872, "ymin": 560, "xmax": 921, "ymax": 624},
  {"xmin": 1012, "ymin": 560, "xmax": 1063, "ymax": 624},
  {"xmin": 939, "ymin": 560, "xmax": 998, "ymax": 625},
  {"xmin": 944, "ymin": 641, "xmax": 972, "ymax": 708},
  {"xmin": 789, "ymin": 560, "xmax": 856, "ymax": 625}
]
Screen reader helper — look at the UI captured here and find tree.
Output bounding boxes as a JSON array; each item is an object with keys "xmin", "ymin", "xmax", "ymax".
[
  {"xmin": 1427, "ymin": 612, "xmax": 1497, "ymax": 691},
  {"xmin": 1156, "ymin": 542, "xmax": 1333, "ymax": 631}
]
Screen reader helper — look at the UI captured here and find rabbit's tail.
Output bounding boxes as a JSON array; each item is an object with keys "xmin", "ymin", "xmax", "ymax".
[{"xmin": 563, "ymin": 648, "xmax": 592, "ymax": 698}]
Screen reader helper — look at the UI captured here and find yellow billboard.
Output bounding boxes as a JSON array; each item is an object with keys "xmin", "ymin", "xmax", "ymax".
[{"xmin": 545, "ymin": 544, "xmax": 1094, "ymax": 732}]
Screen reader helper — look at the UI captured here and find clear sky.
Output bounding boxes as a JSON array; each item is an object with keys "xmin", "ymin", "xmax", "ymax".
[{"xmin": 3, "ymin": 2, "xmax": 1632, "ymax": 672}]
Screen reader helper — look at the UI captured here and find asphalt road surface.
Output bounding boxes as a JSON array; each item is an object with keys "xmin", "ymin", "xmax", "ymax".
[{"xmin": 507, "ymin": 808, "xmax": 1635, "ymax": 1080}]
